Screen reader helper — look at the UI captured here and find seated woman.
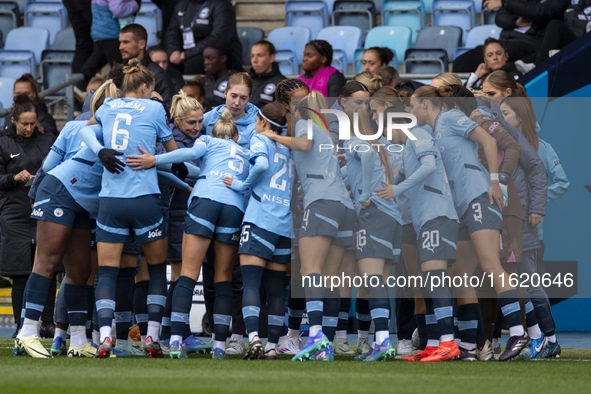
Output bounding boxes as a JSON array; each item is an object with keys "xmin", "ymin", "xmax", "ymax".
[
  {"xmin": 298, "ymin": 40, "xmax": 346, "ymax": 98},
  {"xmin": 465, "ymin": 38, "xmax": 519, "ymax": 90}
]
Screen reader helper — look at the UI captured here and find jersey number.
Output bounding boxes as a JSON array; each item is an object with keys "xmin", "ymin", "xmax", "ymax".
[
  {"xmin": 421, "ymin": 230, "xmax": 440, "ymax": 251},
  {"xmin": 228, "ymin": 145, "xmax": 244, "ymax": 174},
  {"xmin": 111, "ymin": 113, "xmax": 132, "ymax": 150},
  {"xmin": 270, "ymin": 152, "xmax": 289, "ymax": 191}
]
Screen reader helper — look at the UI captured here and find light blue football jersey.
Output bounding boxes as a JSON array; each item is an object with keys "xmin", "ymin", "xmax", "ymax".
[
  {"xmin": 48, "ymin": 146, "xmax": 103, "ymax": 219},
  {"xmin": 401, "ymin": 127, "xmax": 458, "ymax": 233},
  {"xmin": 243, "ymin": 134, "xmax": 292, "ymax": 237},
  {"xmin": 343, "ymin": 138, "xmax": 401, "ymax": 223},
  {"xmin": 379, "ymin": 136, "xmax": 410, "ymax": 225},
  {"xmin": 202, "ymin": 103, "xmax": 258, "ymax": 149},
  {"xmin": 50, "ymin": 120, "xmax": 88, "ymax": 160},
  {"xmin": 293, "ymin": 119, "xmax": 353, "ymax": 210},
  {"xmin": 94, "ymin": 97, "xmax": 173, "ymax": 198},
  {"xmin": 156, "ymin": 135, "xmax": 251, "ymax": 211},
  {"xmin": 432, "ymin": 109, "xmax": 490, "ymax": 216}
]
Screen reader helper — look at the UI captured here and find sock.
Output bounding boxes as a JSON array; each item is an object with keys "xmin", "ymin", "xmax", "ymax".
[
  {"xmin": 476, "ymin": 303, "xmax": 487, "ymax": 349},
  {"xmin": 115, "ymin": 267, "xmax": 135, "ymax": 341},
  {"xmin": 337, "ymin": 297, "xmax": 351, "ymax": 337},
  {"xmin": 63, "ymin": 284, "xmax": 89, "ymax": 346},
  {"xmin": 367, "ymin": 275, "xmax": 390, "ymax": 345},
  {"xmin": 213, "ymin": 281, "xmax": 233, "ymax": 344},
  {"xmin": 422, "ymin": 270, "xmax": 454, "ymax": 343},
  {"xmin": 264, "ymin": 269, "xmax": 287, "ymax": 345},
  {"xmin": 20, "ymin": 273, "xmax": 51, "ymax": 337},
  {"xmin": 133, "ymin": 280, "xmax": 149, "ymax": 337},
  {"xmin": 147, "ymin": 262, "xmax": 168, "ymax": 340},
  {"xmin": 356, "ymin": 298, "xmax": 371, "ymax": 338},
  {"xmin": 457, "ymin": 303, "xmax": 479, "ymax": 351},
  {"xmin": 70, "ymin": 326, "xmax": 87, "ymax": 348},
  {"xmin": 547, "ymin": 335, "xmax": 557, "ymax": 343},
  {"xmin": 524, "ymin": 300, "xmax": 542, "ymax": 339},
  {"xmin": 86, "ymin": 286, "xmax": 95, "ymax": 340},
  {"xmin": 241, "ymin": 265, "xmax": 264, "ymax": 338},
  {"xmin": 416, "ymin": 314, "xmax": 427, "ymax": 350},
  {"xmin": 170, "ymin": 276, "xmax": 196, "ymax": 341},
  {"xmin": 54, "ymin": 279, "xmax": 69, "ymax": 326},
  {"xmin": 288, "ymin": 295, "xmax": 305, "ymax": 331},
  {"xmin": 498, "ymin": 290, "xmax": 525, "ymax": 337},
  {"xmin": 160, "ymin": 280, "xmax": 177, "ymax": 342},
  {"xmin": 322, "ymin": 288, "xmax": 340, "ymax": 342},
  {"xmin": 424, "ymin": 298, "xmax": 440, "ymax": 348},
  {"xmin": 304, "ymin": 273, "xmax": 324, "ymax": 336},
  {"xmin": 95, "ymin": 266, "xmax": 119, "ymax": 342}
]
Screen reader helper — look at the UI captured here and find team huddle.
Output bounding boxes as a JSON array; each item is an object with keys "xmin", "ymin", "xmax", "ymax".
[{"xmin": 11, "ymin": 60, "xmax": 563, "ymax": 363}]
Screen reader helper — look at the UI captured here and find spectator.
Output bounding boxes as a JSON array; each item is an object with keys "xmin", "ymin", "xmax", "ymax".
[
  {"xmin": 465, "ymin": 38, "xmax": 520, "ymax": 89},
  {"xmin": 453, "ymin": 0, "xmax": 571, "ymax": 72},
  {"xmin": 13, "ymin": 74, "xmax": 58, "ymax": 138},
  {"xmin": 0, "ymin": 95, "xmax": 55, "ymax": 339},
  {"xmin": 148, "ymin": 45, "xmax": 186, "ymax": 93},
  {"xmin": 249, "ymin": 40, "xmax": 286, "ymax": 108},
  {"xmin": 164, "ymin": 0, "xmax": 242, "ymax": 75},
  {"xmin": 182, "ymin": 79, "xmax": 206, "ymax": 107},
  {"xmin": 298, "ymin": 40, "xmax": 346, "ymax": 97},
  {"xmin": 63, "ymin": 0, "xmax": 93, "ymax": 74},
  {"xmin": 360, "ymin": 47, "xmax": 395, "ymax": 73},
  {"xmin": 431, "ymin": 72, "xmax": 462, "ymax": 89},
  {"xmin": 119, "ymin": 23, "xmax": 175, "ymax": 108},
  {"xmin": 77, "ymin": 0, "xmax": 140, "ymax": 90},
  {"xmin": 203, "ymin": 41, "xmax": 235, "ymax": 111},
  {"xmin": 378, "ymin": 66, "xmax": 400, "ymax": 88},
  {"xmin": 353, "ymin": 71, "xmax": 382, "ymax": 94},
  {"xmin": 151, "ymin": 0, "xmax": 181, "ymax": 34}
]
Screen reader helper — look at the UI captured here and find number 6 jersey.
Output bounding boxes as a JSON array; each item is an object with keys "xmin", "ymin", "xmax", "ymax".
[{"xmin": 94, "ymin": 97, "xmax": 173, "ymax": 198}]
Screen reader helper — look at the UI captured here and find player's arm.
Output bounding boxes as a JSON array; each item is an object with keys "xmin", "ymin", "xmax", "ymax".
[
  {"xmin": 469, "ymin": 126, "xmax": 504, "ymax": 210},
  {"xmin": 260, "ymin": 130, "xmax": 312, "ymax": 151},
  {"xmin": 127, "ymin": 142, "xmax": 206, "ymax": 170},
  {"xmin": 222, "ymin": 155, "xmax": 269, "ymax": 192}
]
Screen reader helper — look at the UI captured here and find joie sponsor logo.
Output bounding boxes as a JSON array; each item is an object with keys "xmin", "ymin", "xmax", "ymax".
[{"xmin": 148, "ymin": 229, "xmax": 162, "ymax": 238}]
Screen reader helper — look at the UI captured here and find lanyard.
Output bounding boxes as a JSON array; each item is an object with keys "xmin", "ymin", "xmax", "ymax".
[{"xmin": 179, "ymin": 1, "xmax": 209, "ymax": 29}]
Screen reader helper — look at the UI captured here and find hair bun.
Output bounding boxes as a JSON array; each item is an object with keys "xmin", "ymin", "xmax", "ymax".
[{"xmin": 219, "ymin": 107, "xmax": 233, "ymax": 122}]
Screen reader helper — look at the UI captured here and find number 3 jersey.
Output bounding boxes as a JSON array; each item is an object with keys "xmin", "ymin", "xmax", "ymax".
[
  {"xmin": 94, "ymin": 97, "xmax": 173, "ymax": 198},
  {"xmin": 243, "ymin": 134, "xmax": 292, "ymax": 238}
]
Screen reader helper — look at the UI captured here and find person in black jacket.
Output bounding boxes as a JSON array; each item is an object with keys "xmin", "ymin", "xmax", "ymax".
[
  {"xmin": 453, "ymin": 0, "xmax": 571, "ymax": 72},
  {"xmin": 203, "ymin": 40, "xmax": 235, "ymax": 111},
  {"xmin": 148, "ymin": 45, "xmax": 186, "ymax": 94},
  {"xmin": 0, "ymin": 95, "xmax": 55, "ymax": 337},
  {"xmin": 119, "ymin": 23, "xmax": 175, "ymax": 109},
  {"xmin": 248, "ymin": 40, "xmax": 286, "ymax": 109},
  {"xmin": 13, "ymin": 74, "xmax": 58, "ymax": 138},
  {"xmin": 164, "ymin": 0, "xmax": 242, "ymax": 75}
]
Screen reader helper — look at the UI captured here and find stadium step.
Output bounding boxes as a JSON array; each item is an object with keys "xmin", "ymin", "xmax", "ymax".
[{"xmin": 234, "ymin": 0, "xmax": 286, "ymax": 35}]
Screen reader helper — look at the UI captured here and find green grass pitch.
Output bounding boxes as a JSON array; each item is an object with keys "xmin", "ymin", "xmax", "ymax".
[{"xmin": 1, "ymin": 339, "xmax": 590, "ymax": 393}]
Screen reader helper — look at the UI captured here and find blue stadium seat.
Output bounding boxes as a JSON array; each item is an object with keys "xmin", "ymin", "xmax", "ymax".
[
  {"xmin": 432, "ymin": 0, "xmax": 475, "ymax": 45},
  {"xmin": 353, "ymin": 47, "xmax": 365, "ymax": 73},
  {"xmin": 4, "ymin": 26, "xmax": 49, "ymax": 64},
  {"xmin": 364, "ymin": 25, "xmax": 412, "ymax": 68},
  {"xmin": 481, "ymin": 9, "xmax": 496, "ymax": 25},
  {"xmin": 332, "ymin": 1, "xmax": 377, "ymax": 40},
  {"xmin": 51, "ymin": 27, "xmax": 75, "ymax": 51},
  {"xmin": 267, "ymin": 26, "xmax": 312, "ymax": 75},
  {"xmin": 454, "ymin": 24, "xmax": 501, "ymax": 57},
  {"xmin": 0, "ymin": 1, "xmax": 20, "ymax": 48},
  {"xmin": 0, "ymin": 50, "xmax": 35, "ymax": 78},
  {"xmin": 286, "ymin": 1, "xmax": 329, "ymax": 39},
  {"xmin": 404, "ymin": 48, "xmax": 447, "ymax": 74},
  {"xmin": 316, "ymin": 25, "xmax": 363, "ymax": 73},
  {"xmin": 0, "ymin": 76, "xmax": 15, "ymax": 126},
  {"xmin": 412, "ymin": 25, "xmax": 462, "ymax": 62},
  {"xmin": 135, "ymin": 1, "xmax": 162, "ymax": 48},
  {"xmin": 237, "ymin": 27, "xmax": 265, "ymax": 67},
  {"xmin": 382, "ymin": 0, "xmax": 426, "ymax": 44},
  {"xmin": 24, "ymin": 1, "xmax": 68, "ymax": 46}
]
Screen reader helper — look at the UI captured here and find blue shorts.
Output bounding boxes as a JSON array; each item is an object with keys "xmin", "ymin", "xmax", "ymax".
[
  {"xmin": 185, "ymin": 197, "xmax": 243, "ymax": 244},
  {"xmin": 31, "ymin": 175, "xmax": 95, "ymax": 230},
  {"xmin": 238, "ymin": 223, "xmax": 291, "ymax": 264},
  {"xmin": 402, "ymin": 224, "xmax": 417, "ymax": 245},
  {"xmin": 417, "ymin": 217, "xmax": 458, "ymax": 265},
  {"xmin": 299, "ymin": 199, "xmax": 355, "ymax": 247},
  {"xmin": 96, "ymin": 195, "xmax": 166, "ymax": 243},
  {"xmin": 458, "ymin": 193, "xmax": 503, "ymax": 241},
  {"xmin": 355, "ymin": 204, "xmax": 401, "ymax": 262}
]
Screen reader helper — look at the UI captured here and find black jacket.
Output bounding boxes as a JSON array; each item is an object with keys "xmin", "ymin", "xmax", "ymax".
[
  {"xmin": 249, "ymin": 63, "xmax": 286, "ymax": 108},
  {"xmin": 204, "ymin": 69, "xmax": 234, "ymax": 111},
  {"xmin": 38, "ymin": 102, "xmax": 58, "ymax": 138},
  {"xmin": 164, "ymin": 0, "xmax": 242, "ymax": 70},
  {"xmin": 497, "ymin": 0, "xmax": 571, "ymax": 43},
  {"xmin": 139, "ymin": 54, "xmax": 175, "ymax": 110},
  {"xmin": 0, "ymin": 124, "xmax": 53, "ymax": 276}
]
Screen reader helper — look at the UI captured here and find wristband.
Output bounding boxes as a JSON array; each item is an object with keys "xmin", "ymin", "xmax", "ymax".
[{"xmin": 490, "ymin": 173, "xmax": 499, "ymax": 181}]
